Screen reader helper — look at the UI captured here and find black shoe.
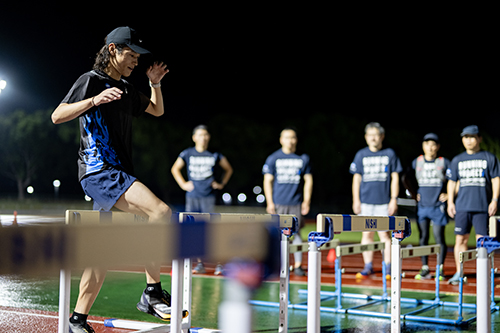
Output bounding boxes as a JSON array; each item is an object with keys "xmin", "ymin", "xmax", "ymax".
[
  {"xmin": 415, "ymin": 266, "xmax": 431, "ymax": 280},
  {"xmin": 294, "ymin": 266, "xmax": 306, "ymax": 276},
  {"xmin": 69, "ymin": 321, "xmax": 95, "ymax": 333},
  {"xmin": 137, "ymin": 289, "xmax": 188, "ymax": 321}
]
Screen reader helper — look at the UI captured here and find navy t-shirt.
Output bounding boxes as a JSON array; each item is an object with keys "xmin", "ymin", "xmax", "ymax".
[
  {"xmin": 446, "ymin": 150, "xmax": 500, "ymax": 212},
  {"xmin": 61, "ymin": 70, "xmax": 150, "ymax": 181},
  {"xmin": 412, "ymin": 156, "xmax": 450, "ymax": 207},
  {"xmin": 349, "ymin": 147, "xmax": 403, "ymax": 205},
  {"xmin": 179, "ymin": 147, "xmax": 223, "ymax": 198},
  {"xmin": 262, "ymin": 149, "xmax": 312, "ymax": 205}
]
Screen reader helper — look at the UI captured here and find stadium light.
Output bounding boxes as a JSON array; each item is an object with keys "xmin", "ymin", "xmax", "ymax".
[
  {"xmin": 53, "ymin": 179, "xmax": 61, "ymax": 199},
  {"xmin": 0, "ymin": 79, "xmax": 6, "ymax": 94}
]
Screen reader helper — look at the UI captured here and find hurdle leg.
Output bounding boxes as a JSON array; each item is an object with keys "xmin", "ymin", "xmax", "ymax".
[
  {"xmin": 390, "ymin": 237, "xmax": 401, "ymax": 333},
  {"xmin": 307, "ymin": 241, "xmax": 321, "ymax": 333},
  {"xmin": 171, "ymin": 259, "xmax": 183, "ymax": 333},
  {"xmin": 279, "ymin": 233, "xmax": 289, "ymax": 333},
  {"xmin": 477, "ymin": 247, "xmax": 491, "ymax": 332},
  {"xmin": 58, "ymin": 268, "xmax": 71, "ymax": 333},
  {"xmin": 183, "ymin": 258, "xmax": 192, "ymax": 329}
]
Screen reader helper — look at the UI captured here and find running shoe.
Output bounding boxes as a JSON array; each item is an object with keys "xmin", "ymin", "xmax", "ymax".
[
  {"xmin": 214, "ymin": 264, "xmax": 224, "ymax": 276},
  {"xmin": 69, "ymin": 321, "xmax": 95, "ymax": 333},
  {"xmin": 434, "ymin": 265, "xmax": 444, "ymax": 281},
  {"xmin": 355, "ymin": 267, "xmax": 374, "ymax": 279},
  {"xmin": 294, "ymin": 266, "xmax": 306, "ymax": 276},
  {"xmin": 192, "ymin": 262, "xmax": 206, "ymax": 274},
  {"xmin": 447, "ymin": 272, "xmax": 461, "ymax": 285},
  {"xmin": 415, "ymin": 266, "xmax": 431, "ymax": 280},
  {"xmin": 137, "ymin": 289, "xmax": 188, "ymax": 321}
]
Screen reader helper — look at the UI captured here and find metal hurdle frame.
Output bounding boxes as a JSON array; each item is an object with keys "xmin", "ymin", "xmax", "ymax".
[
  {"xmin": 173, "ymin": 212, "xmax": 298, "ymax": 333},
  {"xmin": 306, "ymin": 214, "xmax": 411, "ymax": 333},
  {"xmin": 47, "ymin": 210, "xmax": 285, "ymax": 333},
  {"xmin": 248, "ymin": 237, "xmax": 340, "ymax": 333},
  {"xmin": 296, "ymin": 241, "xmax": 387, "ymax": 310}
]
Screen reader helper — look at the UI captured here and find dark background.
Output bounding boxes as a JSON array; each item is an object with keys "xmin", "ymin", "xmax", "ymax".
[{"xmin": 0, "ymin": 5, "xmax": 497, "ymax": 214}]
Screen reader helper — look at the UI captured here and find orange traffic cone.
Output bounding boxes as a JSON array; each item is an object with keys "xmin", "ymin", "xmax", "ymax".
[
  {"xmin": 327, "ymin": 248, "xmax": 336, "ymax": 263},
  {"xmin": 13, "ymin": 211, "xmax": 18, "ymax": 226}
]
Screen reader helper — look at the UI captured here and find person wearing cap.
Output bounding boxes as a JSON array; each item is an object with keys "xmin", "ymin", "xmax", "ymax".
[
  {"xmin": 51, "ymin": 27, "xmax": 179, "ymax": 332},
  {"xmin": 410, "ymin": 133, "xmax": 450, "ymax": 280},
  {"xmin": 350, "ymin": 122, "xmax": 402, "ymax": 279},
  {"xmin": 446, "ymin": 125, "xmax": 500, "ymax": 285}
]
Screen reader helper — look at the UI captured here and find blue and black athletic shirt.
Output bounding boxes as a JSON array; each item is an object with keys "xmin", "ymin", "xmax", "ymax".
[{"xmin": 61, "ymin": 70, "xmax": 151, "ymax": 181}]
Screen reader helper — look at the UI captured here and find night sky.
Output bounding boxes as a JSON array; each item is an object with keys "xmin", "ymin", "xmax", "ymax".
[
  {"xmin": 0, "ymin": 5, "xmax": 498, "ymax": 206},
  {"xmin": 1, "ymin": 6, "xmax": 497, "ymax": 129}
]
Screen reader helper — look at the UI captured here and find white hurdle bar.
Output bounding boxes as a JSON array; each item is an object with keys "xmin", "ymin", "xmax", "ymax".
[{"xmin": 309, "ymin": 214, "xmax": 409, "ymax": 333}]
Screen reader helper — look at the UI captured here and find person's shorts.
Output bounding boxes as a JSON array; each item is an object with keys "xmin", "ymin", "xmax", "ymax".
[
  {"xmin": 275, "ymin": 204, "xmax": 304, "ymax": 229},
  {"xmin": 360, "ymin": 203, "xmax": 389, "ymax": 216},
  {"xmin": 185, "ymin": 195, "xmax": 216, "ymax": 213},
  {"xmin": 81, "ymin": 168, "xmax": 136, "ymax": 211},
  {"xmin": 417, "ymin": 205, "xmax": 448, "ymax": 226},
  {"xmin": 454, "ymin": 211, "xmax": 488, "ymax": 236}
]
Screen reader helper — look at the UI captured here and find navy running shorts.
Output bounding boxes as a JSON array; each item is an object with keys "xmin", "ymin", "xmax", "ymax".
[
  {"xmin": 454, "ymin": 211, "xmax": 488, "ymax": 236},
  {"xmin": 81, "ymin": 168, "xmax": 136, "ymax": 211},
  {"xmin": 417, "ymin": 205, "xmax": 448, "ymax": 226}
]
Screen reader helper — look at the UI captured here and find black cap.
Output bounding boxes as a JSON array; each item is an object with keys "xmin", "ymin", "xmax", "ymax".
[
  {"xmin": 106, "ymin": 27, "xmax": 150, "ymax": 54},
  {"xmin": 423, "ymin": 133, "xmax": 439, "ymax": 143},
  {"xmin": 461, "ymin": 125, "xmax": 480, "ymax": 137}
]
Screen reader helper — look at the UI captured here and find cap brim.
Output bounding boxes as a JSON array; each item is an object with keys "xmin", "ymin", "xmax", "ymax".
[{"xmin": 128, "ymin": 44, "xmax": 150, "ymax": 54}]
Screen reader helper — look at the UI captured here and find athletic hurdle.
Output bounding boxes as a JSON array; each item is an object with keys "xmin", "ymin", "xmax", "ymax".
[
  {"xmin": 296, "ymin": 241, "xmax": 387, "ymax": 311},
  {"xmin": 474, "ymin": 216, "xmax": 500, "ymax": 332},
  {"xmin": 248, "ymin": 235, "xmax": 340, "ymax": 333},
  {"xmin": 306, "ymin": 214, "xmax": 411, "ymax": 333},
  {"xmin": 0, "ymin": 210, "xmax": 281, "ymax": 333},
  {"xmin": 172, "ymin": 212, "xmax": 298, "ymax": 333}
]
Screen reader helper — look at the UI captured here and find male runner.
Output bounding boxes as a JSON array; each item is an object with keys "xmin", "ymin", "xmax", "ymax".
[
  {"xmin": 171, "ymin": 124, "xmax": 233, "ymax": 275},
  {"xmin": 52, "ymin": 26, "xmax": 180, "ymax": 333},
  {"xmin": 411, "ymin": 133, "xmax": 449, "ymax": 280},
  {"xmin": 446, "ymin": 125, "xmax": 500, "ymax": 284},
  {"xmin": 263, "ymin": 128, "xmax": 313, "ymax": 276},
  {"xmin": 350, "ymin": 122, "xmax": 402, "ymax": 279}
]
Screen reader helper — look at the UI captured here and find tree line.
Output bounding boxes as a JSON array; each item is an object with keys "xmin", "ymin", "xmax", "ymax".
[{"xmin": 1, "ymin": 109, "xmax": 499, "ymax": 214}]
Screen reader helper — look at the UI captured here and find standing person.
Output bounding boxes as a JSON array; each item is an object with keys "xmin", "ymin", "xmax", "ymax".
[
  {"xmin": 446, "ymin": 125, "xmax": 500, "ymax": 285},
  {"xmin": 51, "ymin": 26, "xmax": 182, "ymax": 333},
  {"xmin": 263, "ymin": 127, "xmax": 313, "ymax": 276},
  {"xmin": 171, "ymin": 124, "xmax": 233, "ymax": 275},
  {"xmin": 411, "ymin": 133, "xmax": 450, "ymax": 280},
  {"xmin": 350, "ymin": 122, "xmax": 402, "ymax": 279}
]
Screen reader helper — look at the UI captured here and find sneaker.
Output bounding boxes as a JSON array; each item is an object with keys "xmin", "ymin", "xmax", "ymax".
[
  {"xmin": 69, "ymin": 321, "xmax": 95, "ymax": 333},
  {"xmin": 434, "ymin": 265, "xmax": 444, "ymax": 281},
  {"xmin": 214, "ymin": 264, "xmax": 224, "ymax": 276},
  {"xmin": 447, "ymin": 272, "xmax": 461, "ymax": 285},
  {"xmin": 355, "ymin": 267, "xmax": 374, "ymax": 279},
  {"xmin": 192, "ymin": 262, "xmax": 206, "ymax": 274},
  {"xmin": 294, "ymin": 266, "xmax": 306, "ymax": 276},
  {"xmin": 415, "ymin": 266, "xmax": 431, "ymax": 280},
  {"xmin": 137, "ymin": 289, "xmax": 188, "ymax": 321}
]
